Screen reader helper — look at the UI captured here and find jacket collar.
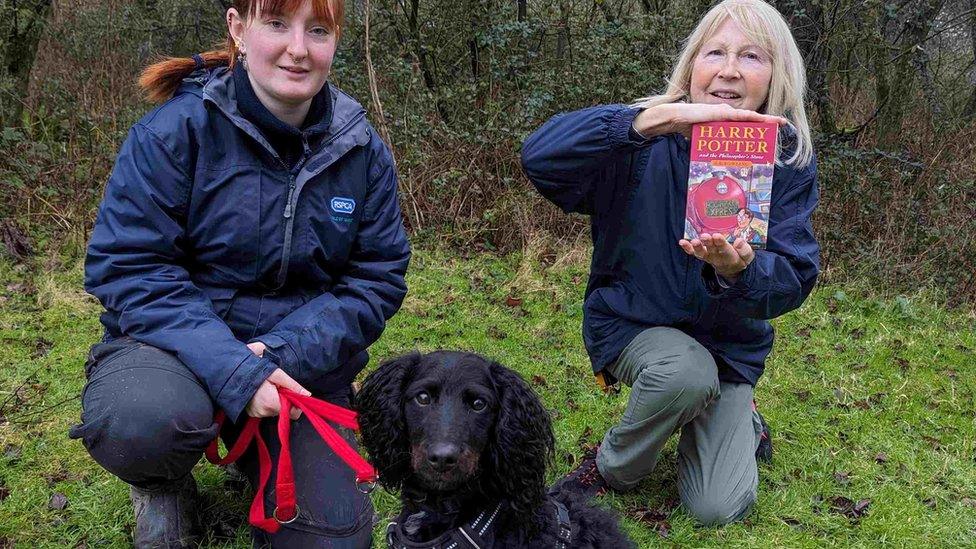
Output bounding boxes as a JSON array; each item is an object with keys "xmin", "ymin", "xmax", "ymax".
[
  {"xmin": 198, "ymin": 67, "xmax": 367, "ymax": 168},
  {"xmin": 231, "ymin": 64, "xmax": 332, "ymax": 135},
  {"xmin": 231, "ymin": 65, "xmax": 332, "ymax": 169}
]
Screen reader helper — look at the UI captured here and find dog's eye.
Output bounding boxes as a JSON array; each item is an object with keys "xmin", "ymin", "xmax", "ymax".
[
  {"xmin": 415, "ymin": 391, "xmax": 431, "ymax": 406},
  {"xmin": 470, "ymin": 398, "xmax": 487, "ymax": 411}
]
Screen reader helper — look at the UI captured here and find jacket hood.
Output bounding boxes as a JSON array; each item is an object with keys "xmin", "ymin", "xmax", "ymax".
[{"xmin": 178, "ymin": 67, "xmax": 368, "ymax": 164}]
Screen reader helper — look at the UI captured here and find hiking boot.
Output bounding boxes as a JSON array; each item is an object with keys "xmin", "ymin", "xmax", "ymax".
[
  {"xmin": 753, "ymin": 401, "xmax": 772, "ymax": 464},
  {"xmin": 549, "ymin": 448, "xmax": 610, "ymax": 500},
  {"xmin": 130, "ymin": 475, "xmax": 202, "ymax": 548}
]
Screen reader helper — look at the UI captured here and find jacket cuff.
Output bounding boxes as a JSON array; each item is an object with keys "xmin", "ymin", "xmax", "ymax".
[
  {"xmin": 253, "ymin": 332, "xmax": 301, "ymax": 377},
  {"xmin": 608, "ymin": 107, "xmax": 647, "ymax": 149},
  {"xmin": 702, "ymin": 259, "xmax": 758, "ymax": 299},
  {"xmin": 216, "ymin": 352, "xmax": 278, "ymax": 423}
]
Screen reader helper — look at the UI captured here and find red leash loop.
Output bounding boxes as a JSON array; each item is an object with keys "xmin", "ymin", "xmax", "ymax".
[{"xmin": 205, "ymin": 388, "xmax": 378, "ymax": 533}]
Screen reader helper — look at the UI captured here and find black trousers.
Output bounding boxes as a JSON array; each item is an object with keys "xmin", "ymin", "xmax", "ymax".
[{"xmin": 69, "ymin": 337, "xmax": 374, "ymax": 548}]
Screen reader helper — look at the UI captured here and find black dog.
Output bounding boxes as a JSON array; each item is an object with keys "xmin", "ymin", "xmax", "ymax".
[{"xmin": 356, "ymin": 351, "xmax": 632, "ymax": 548}]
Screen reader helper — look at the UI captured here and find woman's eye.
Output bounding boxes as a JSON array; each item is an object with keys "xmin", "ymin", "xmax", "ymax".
[
  {"xmin": 743, "ymin": 52, "xmax": 760, "ymax": 61},
  {"xmin": 415, "ymin": 392, "xmax": 431, "ymax": 406},
  {"xmin": 310, "ymin": 26, "xmax": 329, "ymax": 37},
  {"xmin": 470, "ymin": 398, "xmax": 487, "ymax": 411},
  {"xmin": 268, "ymin": 20, "xmax": 285, "ymax": 30},
  {"xmin": 706, "ymin": 49, "xmax": 722, "ymax": 56}
]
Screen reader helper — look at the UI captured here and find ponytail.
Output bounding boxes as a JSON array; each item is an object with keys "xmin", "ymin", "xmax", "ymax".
[
  {"xmin": 138, "ymin": 0, "xmax": 346, "ymax": 104},
  {"xmin": 137, "ymin": 44, "xmax": 235, "ymax": 104}
]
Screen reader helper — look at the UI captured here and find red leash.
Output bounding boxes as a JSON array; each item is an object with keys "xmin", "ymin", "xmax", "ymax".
[{"xmin": 205, "ymin": 388, "xmax": 378, "ymax": 533}]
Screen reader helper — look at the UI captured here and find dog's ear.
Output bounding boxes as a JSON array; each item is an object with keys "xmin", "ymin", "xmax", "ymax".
[
  {"xmin": 483, "ymin": 361, "xmax": 555, "ymax": 515},
  {"xmin": 355, "ymin": 351, "xmax": 420, "ymax": 491}
]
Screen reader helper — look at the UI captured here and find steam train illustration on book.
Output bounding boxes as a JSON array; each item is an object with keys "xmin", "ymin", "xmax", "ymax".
[{"xmin": 684, "ymin": 165, "xmax": 772, "ymax": 249}]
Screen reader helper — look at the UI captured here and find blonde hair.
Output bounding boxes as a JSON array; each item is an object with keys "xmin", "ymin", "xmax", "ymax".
[{"xmin": 634, "ymin": 0, "xmax": 813, "ymax": 167}]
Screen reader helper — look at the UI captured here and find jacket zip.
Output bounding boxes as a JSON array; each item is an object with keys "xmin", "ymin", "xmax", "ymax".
[
  {"xmin": 273, "ymin": 113, "xmax": 366, "ymax": 289},
  {"xmin": 283, "ymin": 177, "xmax": 297, "ymax": 219},
  {"xmin": 284, "ymin": 133, "xmax": 312, "ymax": 220},
  {"xmin": 203, "ymin": 89, "xmax": 366, "ymax": 290}
]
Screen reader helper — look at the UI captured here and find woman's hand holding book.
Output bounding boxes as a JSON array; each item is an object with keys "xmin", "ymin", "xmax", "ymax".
[
  {"xmin": 678, "ymin": 233, "xmax": 755, "ymax": 284},
  {"xmin": 633, "ymin": 103, "xmax": 788, "ymax": 139}
]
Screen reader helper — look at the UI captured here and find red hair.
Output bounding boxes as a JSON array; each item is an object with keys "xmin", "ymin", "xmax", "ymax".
[{"xmin": 138, "ymin": 0, "xmax": 344, "ymax": 103}]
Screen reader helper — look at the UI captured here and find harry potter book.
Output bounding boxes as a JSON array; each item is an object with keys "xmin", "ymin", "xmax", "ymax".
[{"xmin": 684, "ymin": 121, "xmax": 778, "ymax": 249}]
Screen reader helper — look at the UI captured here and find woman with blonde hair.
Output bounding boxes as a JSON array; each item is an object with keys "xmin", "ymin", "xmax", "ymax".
[
  {"xmin": 70, "ymin": 0, "xmax": 409, "ymax": 546},
  {"xmin": 523, "ymin": 0, "xmax": 819, "ymax": 526}
]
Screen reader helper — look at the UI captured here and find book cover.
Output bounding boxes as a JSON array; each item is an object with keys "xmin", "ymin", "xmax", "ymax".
[{"xmin": 684, "ymin": 121, "xmax": 778, "ymax": 250}]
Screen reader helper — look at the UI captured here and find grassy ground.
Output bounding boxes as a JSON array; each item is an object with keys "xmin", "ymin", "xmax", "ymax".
[{"xmin": 1, "ymin": 245, "xmax": 975, "ymax": 547}]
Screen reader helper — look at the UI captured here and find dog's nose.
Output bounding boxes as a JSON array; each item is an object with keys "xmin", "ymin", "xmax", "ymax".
[{"xmin": 426, "ymin": 443, "xmax": 460, "ymax": 469}]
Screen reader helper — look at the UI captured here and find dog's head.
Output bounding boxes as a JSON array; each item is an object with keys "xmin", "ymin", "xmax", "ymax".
[{"xmin": 356, "ymin": 351, "xmax": 555, "ymax": 513}]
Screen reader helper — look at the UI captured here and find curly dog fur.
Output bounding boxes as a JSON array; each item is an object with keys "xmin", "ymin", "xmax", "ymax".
[{"xmin": 356, "ymin": 351, "xmax": 632, "ymax": 548}]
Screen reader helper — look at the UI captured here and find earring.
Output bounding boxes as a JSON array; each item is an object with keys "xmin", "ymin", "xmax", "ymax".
[{"xmin": 237, "ymin": 44, "xmax": 249, "ymax": 71}]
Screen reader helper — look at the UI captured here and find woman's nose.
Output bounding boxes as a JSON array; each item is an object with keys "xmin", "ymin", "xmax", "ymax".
[
  {"xmin": 718, "ymin": 58, "xmax": 740, "ymax": 79},
  {"xmin": 287, "ymin": 30, "xmax": 308, "ymax": 60}
]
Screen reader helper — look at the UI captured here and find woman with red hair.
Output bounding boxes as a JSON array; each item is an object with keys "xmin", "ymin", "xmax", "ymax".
[{"xmin": 71, "ymin": 0, "xmax": 409, "ymax": 546}]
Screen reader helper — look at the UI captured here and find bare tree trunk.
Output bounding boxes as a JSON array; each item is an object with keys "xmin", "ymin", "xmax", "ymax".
[
  {"xmin": 556, "ymin": 0, "xmax": 571, "ymax": 60},
  {"xmin": 775, "ymin": 0, "xmax": 835, "ymax": 134},
  {"xmin": 400, "ymin": 0, "xmax": 449, "ymax": 122},
  {"xmin": 517, "ymin": 0, "xmax": 526, "ymax": 21},
  {"xmin": 2, "ymin": 0, "xmax": 55, "ymax": 127},
  {"xmin": 907, "ymin": 0, "xmax": 947, "ymax": 119},
  {"xmin": 961, "ymin": 0, "xmax": 976, "ymax": 117},
  {"xmin": 468, "ymin": 40, "xmax": 480, "ymax": 79},
  {"xmin": 468, "ymin": 0, "xmax": 483, "ymax": 80},
  {"xmin": 364, "ymin": 0, "xmax": 393, "ymax": 155},
  {"xmin": 877, "ymin": 0, "xmax": 946, "ymax": 140},
  {"xmin": 913, "ymin": 41, "xmax": 942, "ymax": 119}
]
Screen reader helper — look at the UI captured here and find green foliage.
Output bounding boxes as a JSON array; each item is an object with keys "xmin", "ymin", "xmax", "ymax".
[
  {"xmin": 1, "ymin": 247, "xmax": 975, "ymax": 546},
  {"xmin": 2, "ymin": 0, "xmax": 976, "ymax": 302},
  {"xmin": 813, "ymin": 135, "xmax": 976, "ymax": 305}
]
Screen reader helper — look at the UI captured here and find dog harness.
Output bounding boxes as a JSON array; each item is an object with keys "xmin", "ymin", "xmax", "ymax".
[
  {"xmin": 385, "ymin": 500, "xmax": 573, "ymax": 548},
  {"xmin": 205, "ymin": 387, "xmax": 378, "ymax": 534}
]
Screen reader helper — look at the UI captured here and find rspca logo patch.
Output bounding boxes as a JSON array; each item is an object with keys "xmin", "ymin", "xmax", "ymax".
[{"xmin": 331, "ymin": 197, "xmax": 356, "ymax": 215}]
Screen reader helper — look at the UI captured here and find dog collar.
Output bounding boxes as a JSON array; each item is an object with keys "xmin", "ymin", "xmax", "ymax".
[
  {"xmin": 385, "ymin": 500, "xmax": 574, "ymax": 549},
  {"xmin": 552, "ymin": 499, "xmax": 572, "ymax": 549},
  {"xmin": 386, "ymin": 502, "xmax": 502, "ymax": 549},
  {"xmin": 401, "ymin": 484, "xmax": 472, "ymax": 517}
]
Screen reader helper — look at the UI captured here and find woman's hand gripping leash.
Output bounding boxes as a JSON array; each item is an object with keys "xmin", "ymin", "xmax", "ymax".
[{"xmin": 206, "ymin": 382, "xmax": 378, "ymax": 533}]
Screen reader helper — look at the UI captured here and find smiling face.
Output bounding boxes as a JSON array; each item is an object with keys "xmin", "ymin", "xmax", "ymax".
[
  {"xmin": 689, "ymin": 18, "xmax": 772, "ymax": 112},
  {"xmin": 228, "ymin": 0, "xmax": 337, "ymax": 119}
]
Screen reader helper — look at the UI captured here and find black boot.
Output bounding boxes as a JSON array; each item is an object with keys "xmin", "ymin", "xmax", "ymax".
[
  {"xmin": 130, "ymin": 475, "xmax": 202, "ymax": 548},
  {"xmin": 753, "ymin": 401, "xmax": 773, "ymax": 464},
  {"xmin": 548, "ymin": 446, "xmax": 611, "ymax": 500}
]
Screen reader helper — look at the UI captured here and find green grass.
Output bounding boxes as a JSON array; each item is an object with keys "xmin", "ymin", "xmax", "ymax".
[{"xmin": 1, "ymin": 246, "xmax": 975, "ymax": 547}]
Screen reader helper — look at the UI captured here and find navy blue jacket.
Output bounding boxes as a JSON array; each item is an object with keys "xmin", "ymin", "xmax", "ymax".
[
  {"xmin": 85, "ymin": 68, "xmax": 410, "ymax": 422},
  {"xmin": 521, "ymin": 105, "xmax": 819, "ymax": 385}
]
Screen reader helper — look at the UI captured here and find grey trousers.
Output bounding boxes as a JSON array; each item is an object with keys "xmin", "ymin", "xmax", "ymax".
[
  {"xmin": 69, "ymin": 337, "xmax": 374, "ymax": 548},
  {"xmin": 595, "ymin": 327, "xmax": 763, "ymax": 526}
]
